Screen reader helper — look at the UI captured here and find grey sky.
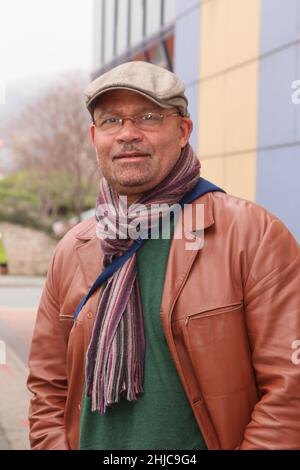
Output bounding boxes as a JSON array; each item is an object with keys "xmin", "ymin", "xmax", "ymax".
[{"xmin": 0, "ymin": 0, "xmax": 93, "ymax": 83}]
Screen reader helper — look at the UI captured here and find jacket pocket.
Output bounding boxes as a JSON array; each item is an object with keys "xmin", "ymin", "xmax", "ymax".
[
  {"xmin": 183, "ymin": 303, "xmax": 255, "ymax": 397},
  {"xmin": 58, "ymin": 312, "xmax": 76, "ymax": 337},
  {"xmin": 59, "ymin": 313, "xmax": 74, "ymax": 321}
]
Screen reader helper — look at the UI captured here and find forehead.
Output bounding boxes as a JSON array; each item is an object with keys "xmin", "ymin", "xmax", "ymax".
[{"xmin": 94, "ymin": 89, "xmax": 163, "ymax": 114}]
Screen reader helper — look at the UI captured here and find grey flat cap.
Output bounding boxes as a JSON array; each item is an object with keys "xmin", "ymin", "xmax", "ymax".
[{"xmin": 85, "ymin": 61, "xmax": 189, "ymax": 118}]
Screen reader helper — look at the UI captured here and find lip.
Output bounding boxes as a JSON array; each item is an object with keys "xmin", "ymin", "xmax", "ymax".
[{"xmin": 113, "ymin": 153, "xmax": 150, "ymax": 161}]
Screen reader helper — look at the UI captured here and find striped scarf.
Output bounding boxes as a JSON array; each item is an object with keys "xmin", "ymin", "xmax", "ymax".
[{"xmin": 85, "ymin": 143, "xmax": 200, "ymax": 413}]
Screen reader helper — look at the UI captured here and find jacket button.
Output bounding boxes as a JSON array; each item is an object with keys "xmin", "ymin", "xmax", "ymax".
[{"xmin": 87, "ymin": 312, "xmax": 93, "ymax": 319}]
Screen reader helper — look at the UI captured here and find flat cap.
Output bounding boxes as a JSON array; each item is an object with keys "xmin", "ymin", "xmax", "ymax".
[{"xmin": 84, "ymin": 61, "xmax": 189, "ymax": 118}]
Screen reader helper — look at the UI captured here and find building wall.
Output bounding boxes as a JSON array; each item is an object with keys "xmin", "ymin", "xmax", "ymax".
[
  {"xmin": 175, "ymin": 0, "xmax": 300, "ymax": 241},
  {"xmin": 91, "ymin": 0, "xmax": 300, "ymax": 240},
  {"xmin": 174, "ymin": 0, "xmax": 201, "ymax": 149},
  {"xmin": 256, "ymin": 0, "xmax": 300, "ymax": 241}
]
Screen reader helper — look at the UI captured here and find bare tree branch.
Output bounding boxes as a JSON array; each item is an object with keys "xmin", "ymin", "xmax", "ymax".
[{"xmin": 6, "ymin": 72, "xmax": 100, "ymax": 221}]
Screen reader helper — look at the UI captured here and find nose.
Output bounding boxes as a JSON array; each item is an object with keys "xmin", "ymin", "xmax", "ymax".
[{"xmin": 116, "ymin": 118, "xmax": 143, "ymax": 143}]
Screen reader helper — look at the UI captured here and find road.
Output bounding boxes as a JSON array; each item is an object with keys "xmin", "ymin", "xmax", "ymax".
[{"xmin": 0, "ymin": 276, "xmax": 45, "ymax": 450}]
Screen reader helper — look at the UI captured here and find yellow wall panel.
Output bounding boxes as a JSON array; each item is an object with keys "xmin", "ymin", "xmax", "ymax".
[
  {"xmin": 201, "ymin": 153, "xmax": 256, "ymax": 201},
  {"xmin": 201, "ymin": 156, "xmax": 224, "ymax": 189},
  {"xmin": 200, "ymin": 0, "xmax": 260, "ymax": 78},
  {"xmin": 226, "ymin": 0, "xmax": 260, "ymax": 69},
  {"xmin": 223, "ymin": 152, "xmax": 256, "ymax": 200},
  {"xmin": 200, "ymin": 0, "xmax": 228, "ymax": 78},
  {"xmin": 199, "ymin": 75, "xmax": 225, "ymax": 157},
  {"xmin": 198, "ymin": 0, "xmax": 261, "ymax": 201},
  {"xmin": 224, "ymin": 62, "xmax": 259, "ymax": 154}
]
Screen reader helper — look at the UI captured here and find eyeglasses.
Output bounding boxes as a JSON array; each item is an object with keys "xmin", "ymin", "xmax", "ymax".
[{"xmin": 93, "ymin": 111, "xmax": 182, "ymax": 134}]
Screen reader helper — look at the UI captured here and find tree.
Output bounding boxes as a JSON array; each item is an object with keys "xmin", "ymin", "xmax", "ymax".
[{"xmin": 7, "ymin": 72, "xmax": 99, "ymax": 221}]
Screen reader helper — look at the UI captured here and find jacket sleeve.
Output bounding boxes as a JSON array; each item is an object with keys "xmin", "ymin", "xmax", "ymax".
[
  {"xmin": 27, "ymin": 248, "xmax": 72, "ymax": 450},
  {"xmin": 240, "ymin": 216, "xmax": 300, "ymax": 449}
]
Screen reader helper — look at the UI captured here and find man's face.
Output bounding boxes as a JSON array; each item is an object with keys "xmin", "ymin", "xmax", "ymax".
[{"xmin": 90, "ymin": 89, "xmax": 193, "ymax": 203}]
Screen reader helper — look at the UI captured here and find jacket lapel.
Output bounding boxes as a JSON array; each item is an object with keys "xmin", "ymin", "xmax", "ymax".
[
  {"xmin": 160, "ymin": 192, "xmax": 215, "ymax": 326},
  {"xmin": 75, "ymin": 219, "xmax": 104, "ymax": 289}
]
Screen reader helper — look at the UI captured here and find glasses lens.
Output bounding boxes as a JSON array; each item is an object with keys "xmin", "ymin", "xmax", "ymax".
[
  {"xmin": 137, "ymin": 113, "xmax": 162, "ymax": 129},
  {"xmin": 97, "ymin": 117, "xmax": 120, "ymax": 132}
]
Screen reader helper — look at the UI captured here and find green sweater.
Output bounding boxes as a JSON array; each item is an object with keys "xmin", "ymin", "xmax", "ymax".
[{"xmin": 79, "ymin": 230, "xmax": 207, "ymax": 450}]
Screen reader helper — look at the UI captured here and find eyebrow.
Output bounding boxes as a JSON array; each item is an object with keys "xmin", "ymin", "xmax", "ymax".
[{"xmin": 94, "ymin": 106, "xmax": 162, "ymax": 118}]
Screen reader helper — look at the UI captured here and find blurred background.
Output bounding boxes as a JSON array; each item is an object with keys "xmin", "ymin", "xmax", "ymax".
[{"xmin": 0, "ymin": 0, "xmax": 299, "ymax": 449}]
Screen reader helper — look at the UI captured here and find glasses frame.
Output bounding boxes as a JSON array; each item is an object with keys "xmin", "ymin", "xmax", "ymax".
[{"xmin": 93, "ymin": 111, "xmax": 182, "ymax": 133}]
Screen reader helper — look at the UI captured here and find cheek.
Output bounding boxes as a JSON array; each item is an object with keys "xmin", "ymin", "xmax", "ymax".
[
  {"xmin": 160, "ymin": 125, "xmax": 182, "ymax": 151},
  {"xmin": 156, "ymin": 136, "xmax": 182, "ymax": 171},
  {"xmin": 94, "ymin": 140, "xmax": 111, "ymax": 169}
]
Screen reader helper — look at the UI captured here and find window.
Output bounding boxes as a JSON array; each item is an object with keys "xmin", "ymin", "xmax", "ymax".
[
  {"xmin": 150, "ymin": 42, "xmax": 168, "ymax": 67},
  {"xmin": 104, "ymin": 0, "xmax": 115, "ymax": 63},
  {"xmin": 92, "ymin": 0, "xmax": 104, "ymax": 68},
  {"xmin": 116, "ymin": 0, "xmax": 129, "ymax": 56},
  {"xmin": 164, "ymin": 0, "xmax": 176, "ymax": 26},
  {"xmin": 93, "ymin": 0, "xmax": 176, "ymax": 69},
  {"xmin": 130, "ymin": 0, "xmax": 144, "ymax": 47},
  {"xmin": 146, "ymin": 0, "xmax": 161, "ymax": 36}
]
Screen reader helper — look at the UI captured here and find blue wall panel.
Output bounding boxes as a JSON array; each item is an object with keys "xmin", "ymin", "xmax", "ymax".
[
  {"xmin": 258, "ymin": 47, "xmax": 297, "ymax": 148},
  {"xmin": 176, "ymin": 0, "xmax": 200, "ymax": 17},
  {"xmin": 175, "ymin": 0, "xmax": 200, "ymax": 150},
  {"xmin": 256, "ymin": 147, "xmax": 300, "ymax": 241},
  {"xmin": 260, "ymin": 0, "xmax": 297, "ymax": 54},
  {"xmin": 294, "ymin": 44, "xmax": 300, "ymax": 141},
  {"xmin": 257, "ymin": 1, "xmax": 300, "ymax": 240}
]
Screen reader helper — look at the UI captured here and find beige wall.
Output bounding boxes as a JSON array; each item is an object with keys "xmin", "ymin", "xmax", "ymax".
[{"xmin": 198, "ymin": 0, "xmax": 261, "ymax": 201}]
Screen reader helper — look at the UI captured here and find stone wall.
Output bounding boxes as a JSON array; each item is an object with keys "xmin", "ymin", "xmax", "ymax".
[{"xmin": 0, "ymin": 223, "xmax": 57, "ymax": 276}]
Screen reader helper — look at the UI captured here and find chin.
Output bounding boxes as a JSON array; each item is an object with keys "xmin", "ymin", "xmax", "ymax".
[
  {"xmin": 115, "ymin": 172, "xmax": 155, "ymax": 189},
  {"xmin": 118, "ymin": 178, "xmax": 153, "ymax": 189}
]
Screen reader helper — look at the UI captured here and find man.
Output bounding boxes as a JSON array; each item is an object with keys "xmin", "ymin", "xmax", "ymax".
[
  {"xmin": 0, "ymin": 232, "xmax": 8, "ymax": 275},
  {"xmin": 27, "ymin": 61, "xmax": 300, "ymax": 450}
]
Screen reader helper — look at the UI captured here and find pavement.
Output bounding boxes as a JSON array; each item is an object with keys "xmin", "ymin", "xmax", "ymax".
[
  {"xmin": 0, "ymin": 344, "xmax": 31, "ymax": 449},
  {"xmin": 0, "ymin": 275, "xmax": 44, "ymax": 450},
  {"xmin": 0, "ymin": 275, "xmax": 45, "ymax": 288},
  {"xmin": 0, "ymin": 424, "xmax": 11, "ymax": 450}
]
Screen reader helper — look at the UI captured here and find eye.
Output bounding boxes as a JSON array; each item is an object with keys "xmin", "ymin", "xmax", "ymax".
[
  {"xmin": 141, "ymin": 113, "xmax": 158, "ymax": 121},
  {"xmin": 100, "ymin": 117, "xmax": 119, "ymax": 126}
]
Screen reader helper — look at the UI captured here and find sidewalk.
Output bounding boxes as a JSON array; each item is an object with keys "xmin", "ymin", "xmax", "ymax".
[
  {"xmin": 0, "ymin": 342, "xmax": 31, "ymax": 450},
  {"xmin": 0, "ymin": 426, "xmax": 11, "ymax": 450},
  {"xmin": 0, "ymin": 275, "xmax": 45, "ymax": 288}
]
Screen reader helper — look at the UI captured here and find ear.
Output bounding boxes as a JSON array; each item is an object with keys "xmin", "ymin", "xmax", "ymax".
[
  {"xmin": 179, "ymin": 118, "xmax": 193, "ymax": 148},
  {"xmin": 90, "ymin": 123, "xmax": 96, "ymax": 146}
]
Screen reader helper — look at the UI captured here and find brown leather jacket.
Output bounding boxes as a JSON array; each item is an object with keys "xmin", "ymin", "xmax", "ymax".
[{"xmin": 27, "ymin": 191, "xmax": 300, "ymax": 450}]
